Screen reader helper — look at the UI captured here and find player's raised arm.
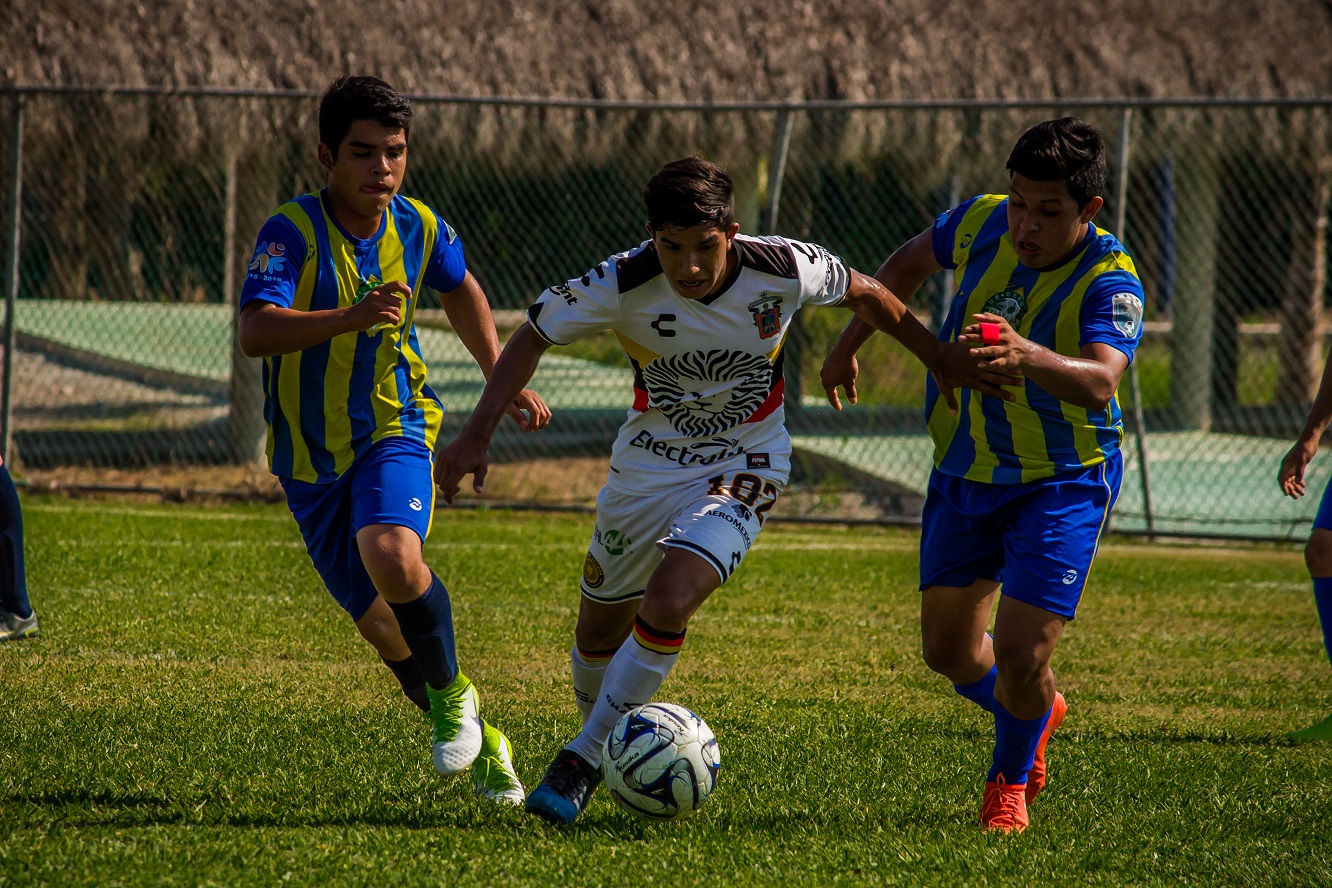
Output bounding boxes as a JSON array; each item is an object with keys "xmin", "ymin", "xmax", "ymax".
[
  {"xmin": 822, "ymin": 229, "xmax": 1021, "ymax": 412},
  {"xmin": 434, "ymin": 323, "xmax": 552, "ymax": 504},
  {"xmin": 958, "ymin": 313, "xmax": 1126, "ymax": 410},
  {"xmin": 238, "ymin": 280, "xmax": 410, "ymax": 358},
  {"xmin": 439, "ymin": 271, "xmax": 551, "ymax": 432}
]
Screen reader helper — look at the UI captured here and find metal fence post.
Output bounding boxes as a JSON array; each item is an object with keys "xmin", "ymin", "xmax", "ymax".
[
  {"xmin": 1, "ymin": 95, "xmax": 23, "ymax": 465},
  {"xmin": 762, "ymin": 110, "xmax": 809, "ymax": 418},
  {"xmin": 1115, "ymin": 108, "xmax": 1156, "ymax": 537},
  {"xmin": 760, "ymin": 110, "xmax": 793, "ymax": 236},
  {"xmin": 225, "ymin": 147, "xmax": 267, "ymax": 464}
]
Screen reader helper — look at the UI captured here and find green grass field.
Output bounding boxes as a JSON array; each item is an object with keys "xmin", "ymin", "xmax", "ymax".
[{"xmin": 3, "ymin": 497, "xmax": 1332, "ymax": 886}]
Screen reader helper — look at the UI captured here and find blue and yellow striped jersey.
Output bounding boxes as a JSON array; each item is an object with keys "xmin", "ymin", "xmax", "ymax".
[
  {"xmin": 239, "ymin": 190, "xmax": 466, "ymax": 483},
  {"xmin": 927, "ymin": 194, "xmax": 1146, "ymax": 484}
]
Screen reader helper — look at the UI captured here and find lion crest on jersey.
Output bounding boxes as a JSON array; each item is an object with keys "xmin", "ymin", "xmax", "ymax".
[{"xmin": 641, "ymin": 349, "xmax": 772, "ymax": 437}]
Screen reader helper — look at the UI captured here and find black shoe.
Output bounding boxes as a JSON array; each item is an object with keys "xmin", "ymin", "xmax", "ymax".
[{"xmin": 524, "ymin": 748, "xmax": 602, "ymax": 824}]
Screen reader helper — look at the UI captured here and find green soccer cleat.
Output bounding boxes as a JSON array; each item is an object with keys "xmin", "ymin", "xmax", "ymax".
[
  {"xmin": 426, "ymin": 672, "xmax": 483, "ymax": 776},
  {"xmin": 1288, "ymin": 713, "xmax": 1332, "ymax": 743},
  {"xmin": 0, "ymin": 608, "xmax": 38, "ymax": 643},
  {"xmin": 473, "ymin": 719, "xmax": 525, "ymax": 805}
]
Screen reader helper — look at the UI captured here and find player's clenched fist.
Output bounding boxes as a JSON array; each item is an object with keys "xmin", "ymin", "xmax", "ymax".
[{"xmin": 350, "ymin": 280, "xmax": 411, "ymax": 332}]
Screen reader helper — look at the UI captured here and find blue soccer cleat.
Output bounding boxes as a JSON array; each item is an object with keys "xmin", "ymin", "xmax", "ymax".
[{"xmin": 525, "ymin": 748, "xmax": 601, "ymax": 824}]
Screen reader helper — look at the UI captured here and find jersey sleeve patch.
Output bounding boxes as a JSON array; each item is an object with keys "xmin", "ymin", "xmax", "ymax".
[
  {"xmin": 1111, "ymin": 292, "xmax": 1143, "ymax": 338},
  {"xmin": 239, "ymin": 214, "xmax": 305, "ymax": 310}
]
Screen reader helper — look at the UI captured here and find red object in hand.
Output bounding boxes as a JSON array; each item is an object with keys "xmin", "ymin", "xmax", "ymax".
[{"xmin": 979, "ymin": 322, "xmax": 1002, "ymax": 346}]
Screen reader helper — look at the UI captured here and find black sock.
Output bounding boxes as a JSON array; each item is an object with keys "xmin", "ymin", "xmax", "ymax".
[
  {"xmin": 386, "ymin": 572, "xmax": 459, "ymax": 690},
  {"xmin": 381, "ymin": 655, "xmax": 430, "ymax": 713}
]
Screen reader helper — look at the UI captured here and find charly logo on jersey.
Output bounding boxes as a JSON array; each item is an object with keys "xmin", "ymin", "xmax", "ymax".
[
  {"xmin": 641, "ymin": 349, "xmax": 772, "ymax": 437},
  {"xmin": 748, "ymin": 294, "xmax": 783, "ymax": 340},
  {"xmin": 248, "ymin": 242, "xmax": 288, "ymax": 276},
  {"xmin": 1111, "ymin": 292, "xmax": 1144, "ymax": 337},
  {"xmin": 981, "ymin": 287, "xmax": 1028, "ymax": 327},
  {"xmin": 1062, "ymin": 569, "xmax": 1079, "ymax": 585},
  {"xmin": 583, "ymin": 552, "xmax": 605, "ymax": 589},
  {"xmin": 408, "ymin": 497, "xmax": 423, "ymax": 512}
]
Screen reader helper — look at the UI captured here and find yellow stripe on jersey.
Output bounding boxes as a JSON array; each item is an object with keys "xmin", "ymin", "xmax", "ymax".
[
  {"xmin": 322, "ymin": 214, "xmax": 361, "ymax": 477},
  {"xmin": 614, "ymin": 331, "xmax": 662, "ymax": 367},
  {"xmin": 270, "ymin": 205, "xmax": 319, "ymax": 476}
]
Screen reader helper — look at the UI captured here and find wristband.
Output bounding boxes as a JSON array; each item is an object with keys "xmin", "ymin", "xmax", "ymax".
[{"xmin": 979, "ymin": 322, "xmax": 1002, "ymax": 346}]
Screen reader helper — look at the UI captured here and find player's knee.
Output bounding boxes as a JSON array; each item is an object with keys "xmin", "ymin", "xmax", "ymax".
[
  {"xmin": 575, "ymin": 605, "xmax": 635, "ymax": 652},
  {"xmin": 1305, "ymin": 531, "xmax": 1332, "ymax": 576},
  {"xmin": 920, "ymin": 630, "xmax": 977, "ymax": 679},
  {"xmin": 993, "ymin": 648, "xmax": 1046, "ymax": 692},
  {"xmin": 358, "ymin": 531, "xmax": 426, "ymax": 596}
]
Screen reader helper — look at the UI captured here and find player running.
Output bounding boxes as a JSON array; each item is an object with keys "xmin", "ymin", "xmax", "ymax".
[
  {"xmin": 435, "ymin": 156, "xmax": 1010, "ymax": 825},
  {"xmin": 822, "ymin": 117, "xmax": 1146, "ymax": 833},
  {"xmin": 1278, "ymin": 356, "xmax": 1332, "ymax": 743},
  {"xmin": 237, "ymin": 75, "xmax": 549, "ymax": 804}
]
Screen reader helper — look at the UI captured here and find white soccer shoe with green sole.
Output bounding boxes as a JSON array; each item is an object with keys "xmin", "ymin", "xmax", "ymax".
[
  {"xmin": 426, "ymin": 673, "xmax": 483, "ymax": 776},
  {"xmin": 473, "ymin": 720, "xmax": 525, "ymax": 805}
]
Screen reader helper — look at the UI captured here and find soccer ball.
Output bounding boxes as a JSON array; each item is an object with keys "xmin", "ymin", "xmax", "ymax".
[{"xmin": 602, "ymin": 702, "xmax": 720, "ymax": 821}]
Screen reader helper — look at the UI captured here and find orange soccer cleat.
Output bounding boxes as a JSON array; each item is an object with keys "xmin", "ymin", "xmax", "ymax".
[
  {"xmin": 980, "ymin": 774, "xmax": 1030, "ymax": 833},
  {"xmin": 1025, "ymin": 691, "xmax": 1068, "ymax": 803}
]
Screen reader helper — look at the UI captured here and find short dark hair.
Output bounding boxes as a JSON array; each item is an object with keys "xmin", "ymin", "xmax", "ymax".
[
  {"xmin": 1006, "ymin": 117, "xmax": 1106, "ymax": 207},
  {"xmin": 644, "ymin": 157, "xmax": 736, "ymax": 231},
  {"xmin": 318, "ymin": 75, "xmax": 413, "ymax": 157}
]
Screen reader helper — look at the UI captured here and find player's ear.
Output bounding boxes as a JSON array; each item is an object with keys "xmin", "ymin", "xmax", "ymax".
[
  {"xmin": 644, "ymin": 222, "xmax": 655, "ymax": 240},
  {"xmin": 317, "ymin": 143, "xmax": 335, "ymax": 174},
  {"xmin": 724, "ymin": 222, "xmax": 739, "ymax": 244},
  {"xmin": 1080, "ymin": 195, "xmax": 1104, "ymax": 223}
]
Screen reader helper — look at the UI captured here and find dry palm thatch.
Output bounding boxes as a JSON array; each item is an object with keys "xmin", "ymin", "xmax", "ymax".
[{"xmin": 4, "ymin": 0, "xmax": 1330, "ymax": 100}]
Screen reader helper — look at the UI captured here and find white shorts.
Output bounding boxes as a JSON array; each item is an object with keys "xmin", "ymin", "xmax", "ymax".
[{"xmin": 579, "ymin": 472, "xmax": 783, "ymax": 604}]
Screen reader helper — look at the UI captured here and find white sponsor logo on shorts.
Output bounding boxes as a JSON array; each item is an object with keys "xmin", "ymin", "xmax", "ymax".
[
  {"xmin": 408, "ymin": 498, "xmax": 423, "ymax": 512},
  {"xmin": 1062, "ymin": 569, "xmax": 1078, "ymax": 585}
]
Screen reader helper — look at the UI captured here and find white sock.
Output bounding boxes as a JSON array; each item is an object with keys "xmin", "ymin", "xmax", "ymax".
[
  {"xmin": 570, "ymin": 645, "xmax": 613, "ymax": 724},
  {"xmin": 566, "ymin": 637, "xmax": 678, "ymax": 768}
]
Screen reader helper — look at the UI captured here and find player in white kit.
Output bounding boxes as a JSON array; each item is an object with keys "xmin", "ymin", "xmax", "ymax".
[{"xmin": 434, "ymin": 157, "xmax": 1009, "ymax": 824}]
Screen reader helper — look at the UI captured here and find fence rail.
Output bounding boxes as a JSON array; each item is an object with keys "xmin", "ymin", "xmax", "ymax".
[{"xmin": 3, "ymin": 87, "xmax": 1331, "ymax": 538}]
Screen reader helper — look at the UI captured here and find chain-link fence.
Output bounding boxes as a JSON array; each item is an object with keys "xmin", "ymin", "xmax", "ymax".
[{"xmin": 2, "ymin": 87, "xmax": 1330, "ymax": 537}]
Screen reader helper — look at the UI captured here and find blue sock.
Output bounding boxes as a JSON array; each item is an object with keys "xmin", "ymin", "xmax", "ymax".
[
  {"xmin": 0, "ymin": 463, "xmax": 30, "ymax": 619},
  {"xmin": 1312, "ymin": 577, "xmax": 1332, "ymax": 668},
  {"xmin": 989, "ymin": 701, "xmax": 1052, "ymax": 785},
  {"xmin": 387, "ymin": 573, "xmax": 459, "ymax": 691},
  {"xmin": 954, "ymin": 664, "xmax": 997, "ymax": 713}
]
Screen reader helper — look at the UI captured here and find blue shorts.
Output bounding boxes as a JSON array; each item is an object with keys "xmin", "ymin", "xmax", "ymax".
[
  {"xmin": 919, "ymin": 453, "xmax": 1122, "ymax": 619},
  {"xmin": 1314, "ymin": 476, "xmax": 1332, "ymax": 532},
  {"xmin": 280, "ymin": 436, "xmax": 436, "ymax": 622}
]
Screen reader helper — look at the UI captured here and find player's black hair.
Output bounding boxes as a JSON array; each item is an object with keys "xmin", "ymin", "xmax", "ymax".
[
  {"xmin": 318, "ymin": 75, "xmax": 413, "ymax": 157},
  {"xmin": 1006, "ymin": 117, "xmax": 1106, "ymax": 208},
  {"xmin": 644, "ymin": 157, "xmax": 736, "ymax": 231}
]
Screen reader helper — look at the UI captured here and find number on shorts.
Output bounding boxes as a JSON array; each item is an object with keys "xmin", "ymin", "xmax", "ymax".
[{"xmin": 705, "ymin": 473, "xmax": 780, "ymax": 525}]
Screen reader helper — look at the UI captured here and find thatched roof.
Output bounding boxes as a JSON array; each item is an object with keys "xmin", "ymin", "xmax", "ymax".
[{"xmin": 5, "ymin": 0, "xmax": 1331, "ymax": 99}]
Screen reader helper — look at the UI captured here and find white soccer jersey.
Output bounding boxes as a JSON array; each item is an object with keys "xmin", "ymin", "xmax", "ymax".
[{"xmin": 526, "ymin": 234, "xmax": 851, "ymax": 495}]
